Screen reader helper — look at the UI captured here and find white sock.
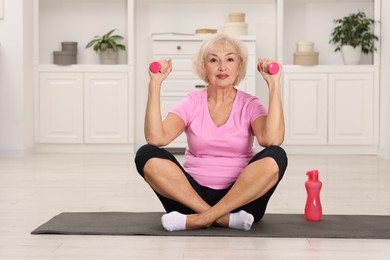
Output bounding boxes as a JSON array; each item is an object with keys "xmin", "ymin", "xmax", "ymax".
[
  {"xmin": 161, "ymin": 211, "xmax": 187, "ymax": 232},
  {"xmin": 228, "ymin": 210, "xmax": 254, "ymax": 231}
]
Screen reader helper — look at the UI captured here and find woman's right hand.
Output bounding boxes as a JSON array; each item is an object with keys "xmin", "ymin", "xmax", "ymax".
[
  {"xmin": 257, "ymin": 58, "xmax": 281, "ymax": 83},
  {"xmin": 149, "ymin": 59, "xmax": 172, "ymax": 82}
]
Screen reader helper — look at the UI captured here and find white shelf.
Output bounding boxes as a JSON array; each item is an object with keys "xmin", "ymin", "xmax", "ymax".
[
  {"xmin": 35, "ymin": 0, "xmax": 129, "ymax": 65},
  {"xmin": 282, "ymin": 0, "xmax": 377, "ymax": 65},
  {"xmin": 283, "ymin": 65, "xmax": 376, "ymax": 73},
  {"xmin": 138, "ymin": 0, "xmax": 274, "ymax": 3},
  {"xmin": 285, "ymin": 0, "xmax": 373, "ymax": 2},
  {"xmin": 37, "ymin": 64, "xmax": 130, "ymax": 73},
  {"xmin": 151, "ymin": 34, "xmax": 257, "ymax": 41}
]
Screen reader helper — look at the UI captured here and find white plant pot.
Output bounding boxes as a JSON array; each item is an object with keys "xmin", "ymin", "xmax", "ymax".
[
  {"xmin": 341, "ymin": 45, "xmax": 361, "ymax": 65},
  {"xmin": 99, "ymin": 48, "xmax": 119, "ymax": 64}
]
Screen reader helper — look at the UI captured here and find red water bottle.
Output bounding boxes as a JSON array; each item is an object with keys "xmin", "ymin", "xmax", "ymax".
[{"xmin": 305, "ymin": 170, "xmax": 322, "ymax": 221}]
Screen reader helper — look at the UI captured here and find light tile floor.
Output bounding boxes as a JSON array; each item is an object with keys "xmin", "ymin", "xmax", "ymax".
[{"xmin": 1, "ymin": 153, "xmax": 390, "ymax": 259}]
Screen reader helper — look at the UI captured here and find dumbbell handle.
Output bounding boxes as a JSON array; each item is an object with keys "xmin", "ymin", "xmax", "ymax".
[
  {"xmin": 258, "ymin": 62, "xmax": 280, "ymax": 75},
  {"xmin": 151, "ymin": 60, "xmax": 279, "ymax": 75}
]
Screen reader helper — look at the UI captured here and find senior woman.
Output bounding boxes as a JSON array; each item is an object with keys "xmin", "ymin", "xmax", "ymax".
[{"xmin": 135, "ymin": 33, "xmax": 287, "ymax": 232}]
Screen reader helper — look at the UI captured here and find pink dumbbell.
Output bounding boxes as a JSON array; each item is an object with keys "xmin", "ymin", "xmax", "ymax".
[
  {"xmin": 257, "ymin": 62, "xmax": 280, "ymax": 75},
  {"xmin": 151, "ymin": 60, "xmax": 279, "ymax": 75},
  {"xmin": 149, "ymin": 61, "xmax": 162, "ymax": 74}
]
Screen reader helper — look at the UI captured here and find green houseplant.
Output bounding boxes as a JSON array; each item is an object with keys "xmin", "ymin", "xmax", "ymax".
[
  {"xmin": 329, "ymin": 11, "xmax": 378, "ymax": 64},
  {"xmin": 86, "ymin": 29, "xmax": 126, "ymax": 64}
]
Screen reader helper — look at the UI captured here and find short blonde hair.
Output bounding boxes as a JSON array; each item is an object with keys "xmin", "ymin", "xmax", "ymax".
[{"xmin": 193, "ymin": 34, "xmax": 248, "ymax": 86}]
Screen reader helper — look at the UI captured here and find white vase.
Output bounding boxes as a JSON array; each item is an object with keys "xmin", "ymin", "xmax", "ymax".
[
  {"xmin": 341, "ymin": 45, "xmax": 361, "ymax": 65},
  {"xmin": 99, "ymin": 48, "xmax": 119, "ymax": 64}
]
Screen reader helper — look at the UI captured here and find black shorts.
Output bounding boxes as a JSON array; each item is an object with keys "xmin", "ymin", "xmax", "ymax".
[{"xmin": 135, "ymin": 144, "xmax": 288, "ymax": 222}]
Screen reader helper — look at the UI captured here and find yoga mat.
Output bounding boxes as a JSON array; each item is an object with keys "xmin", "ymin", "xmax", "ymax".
[{"xmin": 31, "ymin": 212, "xmax": 390, "ymax": 239}]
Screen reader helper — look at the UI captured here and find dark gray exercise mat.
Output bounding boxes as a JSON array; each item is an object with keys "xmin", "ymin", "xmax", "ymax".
[{"xmin": 31, "ymin": 212, "xmax": 390, "ymax": 239}]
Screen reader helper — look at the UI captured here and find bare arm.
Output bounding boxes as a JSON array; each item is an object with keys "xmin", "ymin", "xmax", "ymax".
[
  {"xmin": 144, "ymin": 59, "xmax": 185, "ymax": 146},
  {"xmin": 252, "ymin": 58, "xmax": 285, "ymax": 147}
]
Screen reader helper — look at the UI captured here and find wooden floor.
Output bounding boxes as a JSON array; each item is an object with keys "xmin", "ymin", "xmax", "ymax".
[{"xmin": 1, "ymin": 153, "xmax": 390, "ymax": 259}]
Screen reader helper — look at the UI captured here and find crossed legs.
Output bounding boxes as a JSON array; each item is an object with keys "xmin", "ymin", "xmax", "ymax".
[{"xmin": 134, "ymin": 144, "xmax": 287, "ymax": 231}]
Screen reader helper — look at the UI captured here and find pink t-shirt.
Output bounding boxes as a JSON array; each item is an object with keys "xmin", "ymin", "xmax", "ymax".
[{"xmin": 170, "ymin": 89, "xmax": 268, "ymax": 189}]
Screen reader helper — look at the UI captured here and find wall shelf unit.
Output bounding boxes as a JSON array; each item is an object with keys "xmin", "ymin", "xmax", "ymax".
[
  {"xmin": 32, "ymin": 0, "xmax": 381, "ymax": 154},
  {"xmin": 33, "ymin": 0, "xmax": 135, "ymax": 151},
  {"xmin": 282, "ymin": 0, "xmax": 379, "ymax": 66},
  {"xmin": 34, "ymin": 0, "xmax": 129, "ymax": 66},
  {"xmin": 278, "ymin": 0, "xmax": 380, "ymax": 154}
]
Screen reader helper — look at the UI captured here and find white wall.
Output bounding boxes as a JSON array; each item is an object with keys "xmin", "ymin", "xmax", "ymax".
[
  {"xmin": 0, "ymin": 0, "xmax": 34, "ymax": 156},
  {"xmin": 0, "ymin": 0, "xmax": 389, "ymax": 157},
  {"xmin": 379, "ymin": 0, "xmax": 390, "ymax": 159}
]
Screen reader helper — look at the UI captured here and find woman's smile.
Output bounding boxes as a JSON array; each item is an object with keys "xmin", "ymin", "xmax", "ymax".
[{"xmin": 216, "ymin": 74, "xmax": 229, "ymax": 80}]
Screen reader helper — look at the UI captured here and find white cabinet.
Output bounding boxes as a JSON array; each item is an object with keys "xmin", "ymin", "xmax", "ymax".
[
  {"xmin": 283, "ymin": 73, "xmax": 328, "ymax": 145},
  {"xmin": 33, "ymin": 0, "xmax": 135, "ymax": 150},
  {"xmin": 84, "ymin": 73, "xmax": 128, "ymax": 143},
  {"xmin": 280, "ymin": 0, "xmax": 380, "ymax": 154},
  {"xmin": 39, "ymin": 73, "xmax": 84, "ymax": 143},
  {"xmin": 38, "ymin": 72, "xmax": 128, "ymax": 144},
  {"xmin": 152, "ymin": 35, "xmax": 256, "ymax": 148},
  {"xmin": 328, "ymin": 73, "xmax": 374, "ymax": 145},
  {"xmin": 283, "ymin": 69, "xmax": 376, "ymax": 152}
]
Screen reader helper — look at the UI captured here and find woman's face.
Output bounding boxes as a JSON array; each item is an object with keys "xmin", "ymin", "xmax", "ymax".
[{"xmin": 204, "ymin": 43, "xmax": 240, "ymax": 88}]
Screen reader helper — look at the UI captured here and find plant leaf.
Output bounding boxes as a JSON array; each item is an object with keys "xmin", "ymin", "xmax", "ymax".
[
  {"xmin": 86, "ymin": 29, "xmax": 126, "ymax": 53},
  {"xmin": 329, "ymin": 11, "xmax": 378, "ymax": 53}
]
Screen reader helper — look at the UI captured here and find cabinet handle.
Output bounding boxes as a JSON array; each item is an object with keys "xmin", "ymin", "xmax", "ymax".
[
  {"xmin": 176, "ymin": 45, "xmax": 181, "ymax": 50},
  {"xmin": 195, "ymin": 84, "xmax": 206, "ymax": 88}
]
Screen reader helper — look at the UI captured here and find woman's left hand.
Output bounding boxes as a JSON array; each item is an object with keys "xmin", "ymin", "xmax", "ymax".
[
  {"xmin": 252, "ymin": 58, "xmax": 285, "ymax": 147},
  {"xmin": 257, "ymin": 58, "xmax": 281, "ymax": 84}
]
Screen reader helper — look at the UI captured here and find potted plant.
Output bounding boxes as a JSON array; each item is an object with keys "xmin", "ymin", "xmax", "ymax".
[
  {"xmin": 86, "ymin": 29, "xmax": 126, "ymax": 64},
  {"xmin": 329, "ymin": 11, "xmax": 378, "ymax": 65}
]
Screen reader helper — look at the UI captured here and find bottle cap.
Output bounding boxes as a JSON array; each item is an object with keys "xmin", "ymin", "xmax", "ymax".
[{"xmin": 306, "ymin": 170, "xmax": 319, "ymax": 180}]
